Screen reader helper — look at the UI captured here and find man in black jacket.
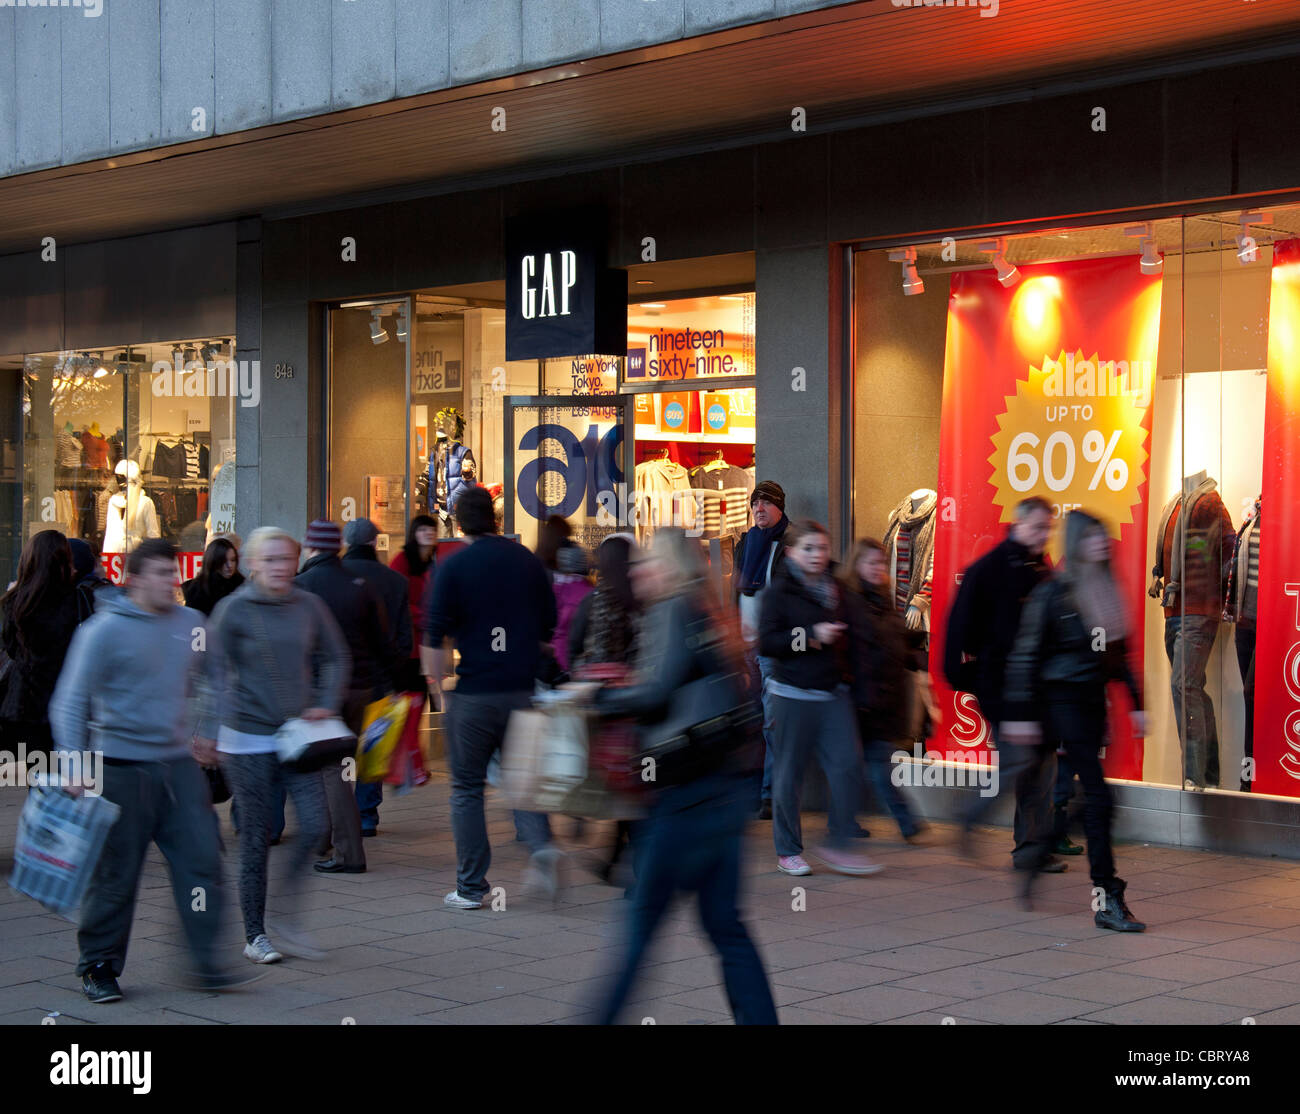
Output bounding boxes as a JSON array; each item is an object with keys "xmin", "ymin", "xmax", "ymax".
[
  {"xmin": 296, "ymin": 519, "xmax": 392, "ymax": 874},
  {"xmin": 422, "ymin": 486, "xmax": 561, "ymax": 909},
  {"xmin": 943, "ymin": 496, "xmax": 1057, "ymax": 871},
  {"xmin": 341, "ymin": 518, "xmax": 411, "ymax": 836}
]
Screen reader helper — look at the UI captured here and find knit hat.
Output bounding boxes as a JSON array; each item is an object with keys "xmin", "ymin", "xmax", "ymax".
[
  {"xmin": 304, "ymin": 519, "xmax": 342, "ymax": 552},
  {"xmin": 343, "ymin": 518, "xmax": 379, "ymax": 547},
  {"xmin": 750, "ymin": 480, "xmax": 786, "ymax": 513},
  {"xmin": 556, "ymin": 542, "xmax": 589, "ymax": 576}
]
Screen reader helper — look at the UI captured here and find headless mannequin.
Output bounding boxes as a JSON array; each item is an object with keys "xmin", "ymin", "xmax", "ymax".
[
  {"xmin": 885, "ymin": 487, "xmax": 937, "ymax": 633},
  {"xmin": 1226, "ymin": 495, "xmax": 1261, "ymax": 792},
  {"xmin": 1183, "ymin": 469, "xmax": 1207, "ymax": 496}
]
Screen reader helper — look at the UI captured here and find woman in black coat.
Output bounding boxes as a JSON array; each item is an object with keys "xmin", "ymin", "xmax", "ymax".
[
  {"xmin": 181, "ymin": 537, "xmax": 245, "ymax": 617},
  {"xmin": 0, "ymin": 530, "xmax": 81, "ymax": 756}
]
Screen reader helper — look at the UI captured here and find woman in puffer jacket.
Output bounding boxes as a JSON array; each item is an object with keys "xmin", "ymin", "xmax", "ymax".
[{"xmin": 1001, "ymin": 510, "xmax": 1146, "ymax": 930}]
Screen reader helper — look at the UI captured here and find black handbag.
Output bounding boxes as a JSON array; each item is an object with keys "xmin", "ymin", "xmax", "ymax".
[
  {"xmin": 202, "ymin": 763, "xmax": 232, "ymax": 805},
  {"xmin": 638, "ymin": 669, "xmax": 761, "ymax": 786}
]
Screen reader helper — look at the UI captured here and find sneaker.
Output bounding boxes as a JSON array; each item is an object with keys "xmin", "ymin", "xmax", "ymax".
[
  {"xmin": 1053, "ymin": 836, "xmax": 1085, "ymax": 856},
  {"xmin": 81, "ymin": 963, "xmax": 122, "ymax": 1004},
  {"xmin": 265, "ymin": 918, "xmax": 327, "ymax": 960},
  {"xmin": 523, "ymin": 847, "xmax": 565, "ymax": 904},
  {"xmin": 191, "ymin": 968, "xmax": 269, "ymax": 992},
  {"xmin": 812, "ymin": 846, "xmax": 883, "ymax": 876},
  {"xmin": 777, "ymin": 854, "xmax": 813, "ymax": 876},
  {"xmin": 444, "ymin": 890, "xmax": 483, "ymax": 910},
  {"xmin": 1183, "ymin": 779, "xmax": 1205, "ymax": 793},
  {"xmin": 242, "ymin": 934, "xmax": 283, "ymax": 964}
]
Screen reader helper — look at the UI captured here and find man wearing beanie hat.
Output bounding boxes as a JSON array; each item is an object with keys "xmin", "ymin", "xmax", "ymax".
[
  {"xmin": 341, "ymin": 518, "xmax": 413, "ymax": 836},
  {"xmin": 296, "ymin": 519, "xmax": 392, "ymax": 873},
  {"xmin": 733, "ymin": 479, "xmax": 789, "ymax": 818}
]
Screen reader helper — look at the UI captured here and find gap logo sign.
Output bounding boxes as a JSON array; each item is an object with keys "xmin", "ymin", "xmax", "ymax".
[{"xmin": 506, "ymin": 210, "xmax": 627, "ymax": 362}]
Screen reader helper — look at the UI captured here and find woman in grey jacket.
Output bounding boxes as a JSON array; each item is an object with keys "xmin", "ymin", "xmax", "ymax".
[{"xmin": 195, "ymin": 526, "xmax": 351, "ymax": 964}]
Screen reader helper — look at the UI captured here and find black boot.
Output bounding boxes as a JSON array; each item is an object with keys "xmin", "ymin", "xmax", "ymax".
[{"xmin": 1094, "ymin": 878, "xmax": 1145, "ymax": 932}]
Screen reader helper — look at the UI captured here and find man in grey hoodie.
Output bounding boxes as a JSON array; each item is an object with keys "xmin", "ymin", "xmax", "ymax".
[{"xmin": 49, "ymin": 538, "xmax": 256, "ymax": 1003}]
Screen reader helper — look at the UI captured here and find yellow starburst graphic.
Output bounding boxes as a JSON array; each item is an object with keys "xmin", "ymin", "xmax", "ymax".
[{"xmin": 988, "ymin": 349, "xmax": 1150, "ymax": 562}]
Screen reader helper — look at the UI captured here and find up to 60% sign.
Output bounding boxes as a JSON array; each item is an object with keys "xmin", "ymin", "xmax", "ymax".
[{"xmin": 1006, "ymin": 428, "xmax": 1128, "ymax": 493}]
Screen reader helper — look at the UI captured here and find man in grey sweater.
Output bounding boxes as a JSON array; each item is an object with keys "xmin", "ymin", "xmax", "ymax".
[{"xmin": 50, "ymin": 539, "xmax": 257, "ymax": 1003}]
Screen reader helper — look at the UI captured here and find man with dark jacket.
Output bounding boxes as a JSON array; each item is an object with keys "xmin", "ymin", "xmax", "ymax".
[
  {"xmin": 732, "ymin": 480, "xmax": 789, "ymax": 818},
  {"xmin": 943, "ymin": 496, "xmax": 1056, "ymax": 870},
  {"xmin": 296, "ymin": 519, "xmax": 392, "ymax": 873},
  {"xmin": 422, "ymin": 486, "xmax": 560, "ymax": 909},
  {"xmin": 341, "ymin": 517, "xmax": 411, "ymax": 836}
]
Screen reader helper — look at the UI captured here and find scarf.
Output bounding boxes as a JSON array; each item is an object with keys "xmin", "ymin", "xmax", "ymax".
[
  {"xmin": 883, "ymin": 491, "xmax": 937, "ymax": 611},
  {"xmin": 788, "ymin": 560, "xmax": 838, "ymax": 611},
  {"xmin": 737, "ymin": 513, "xmax": 788, "ymax": 594}
]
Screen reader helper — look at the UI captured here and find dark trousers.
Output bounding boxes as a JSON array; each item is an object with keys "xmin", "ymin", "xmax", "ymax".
[
  {"xmin": 1043, "ymin": 697, "xmax": 1115, "ymax": 887},
  {"xmin": 1052, "ymin": 750, "xmax": 1076, "ymax": 837},
  {"xmin": 963, "ymin": 726, "xmax": 1056, "ymax": 869},
  {"xmin": 445, "ymin": 690, "xmax": 552, "ymax": 901},
  {"xmin": 1236, "ymin": 623, "xmax": 1256, "ymax": 791},
  {"xmin": 861, "ymin": 730, "xmax": 920, "ymax": 839},
  {"xmin": 77, "ymin": 757, "xmax": 225, "ymax": 978},
  {"xmin": 1165, "ymin": 614, "xmax": 1221, "ymax": 787},
  {"xmin": 596, "ymin": 772, "xmax": 777, "ymax": 1025}
]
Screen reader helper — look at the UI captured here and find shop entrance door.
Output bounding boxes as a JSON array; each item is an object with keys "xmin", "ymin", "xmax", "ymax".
[{"xmin": 503, "ymin": 396, "xmax": 629, "ymax": 553}]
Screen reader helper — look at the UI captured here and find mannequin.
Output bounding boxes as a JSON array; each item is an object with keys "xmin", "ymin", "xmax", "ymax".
[
  {"xmin": 426, "ymin": 407, "xmax": 475, "ymax": 536},
  {"xmin": 1148, "ymin": 471, "xmax": 1234, "ymax": 790},
  {"xmin": 103, "ymin": 459, "xmax": 161, "ymax": 553},
  {"xmin": 883, "ymin": 488, "xmax": 937, "ymax": 633},
  {"xmin": 1224, "ymin": 495, "xmax": 1261, "ymax": 793}
]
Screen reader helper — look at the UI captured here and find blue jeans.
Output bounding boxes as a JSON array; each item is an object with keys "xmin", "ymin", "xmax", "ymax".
[
  {"xmin": 744, "ymin": 647, "xmax": 775, "ymax": 802},
  {"xmin": 862, "ymin": 736, "xmax": 920, "ymax": 839},
  {"xmin": 445, "ymin": 691, "xmax": 552, "ymax": 901},
  {"xmin": 769, "ymin": 690, "xmax": 865, "ymax": 857},
  {"xmin": 1164, "ymin": 614, "xmax": 1221, "ymax": 787},
  {"xmin": 595, "ymin": 771, "xmax": 777, "ymax": 1025},
  {"xmin": 356, "ymin": 781, "xmax": 382, "ymax": 833}
]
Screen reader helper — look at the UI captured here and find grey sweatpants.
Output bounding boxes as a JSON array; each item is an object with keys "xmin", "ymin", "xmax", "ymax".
[
  {"xmin": 77, "ymin": 757, "xmax": 225, "ymax": 979},
  {"xmin": 222, "ymin": 752, "xmax": 329, "ymax": 942}
]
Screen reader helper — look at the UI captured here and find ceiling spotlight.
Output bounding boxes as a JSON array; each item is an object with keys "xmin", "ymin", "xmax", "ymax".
[
  {"xmin": 977, "ymin": 239, "xmax": 1020, "ymax": 287},
  {"xmin": 1123, "ymin": 223, "xmax": 1162, "ymax": 275},
  {"xmin": 200, "ymin": 343, "xmax": 218, "ymax": 363},
  {"xmin": 370, "ymin": 309, "xmax": 389, "ymax": 345},
  {"xmin": 634, "ymin": 280, "xmax": 654, "ymax": 286},
  {"xmin": 887, "ymin": 247, "xmax": 924, "ymax": 296},
  {"xmin": 395, "ymin": 308, "xmax": 409, "ymax": 343},
  {"xmin": 1235, "ymin": 211, "xmax": 1273, "ymax": 265}
]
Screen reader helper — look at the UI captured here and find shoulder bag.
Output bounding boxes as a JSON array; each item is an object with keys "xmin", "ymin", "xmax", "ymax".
[{"xmin": 249, "ymin": 600, "xmax": 355, "ymax": 773}]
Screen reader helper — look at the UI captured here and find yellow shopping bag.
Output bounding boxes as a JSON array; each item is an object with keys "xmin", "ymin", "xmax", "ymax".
[{"xmin": 356, "ymin": 693, "xmax": 410, "ymax": 783}]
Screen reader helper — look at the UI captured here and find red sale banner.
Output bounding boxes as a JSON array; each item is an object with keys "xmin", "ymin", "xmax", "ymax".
[
  {"xmin": 100, "ymin": 552, "xmax": 204, "ymax": 587},
  {"xmin": 1252, "ymin": 238, "xmax": 1300, "ymax": 798},
  {"xmin": 930, "ymin": 256, "xmax": 1163, "ymax": 777}
]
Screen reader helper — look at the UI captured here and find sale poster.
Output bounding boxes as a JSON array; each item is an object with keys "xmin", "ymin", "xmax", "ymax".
[
  {"xmin": 930, "ymin": 256, "xmax": 1163, "ymax": 777},
  {"xmin": 1251, "ymin": 238, "xmax": 1300, "ymax": 797}
]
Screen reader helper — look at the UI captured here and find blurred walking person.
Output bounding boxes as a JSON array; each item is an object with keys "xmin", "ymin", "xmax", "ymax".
[
  {"xmin": 296, "ymin": 519, "xmax": 391, "ymax": 871},
  {"xmin": 182, "ymin": 536, "xmax": 245, "ymax": 617},
  {"xmin": 423, "ymin": 486, "xmax": 561, "ymax": 908},
  {"xmin": 50, "ymin": 539, "xmax": 256, "ymax": 1001},
  {"xmin": 732, "ymin": 480, "xmax": 789, "ymax": 818},
  {"xmin": 759, "ymin": 519, "xmax": 878, "ymax": 877},
  {"xmin": 569, "ymin": 533, "xmax": 642, "ymax": 884},
  {"xmin": 1002, "ymin": 511, "xmax": 1147, "ymax": 927},
  {"xmin": 0, "ymin": 530, "xmax": 80, "ymax": 756},
  {"xmin": 341, "ymin": 517, "xmax": 413, "ymax": 836},
  {"xmin": 550, "ymin": 541, "xmax": 594, "ymax": 676},
  {"xmin": 69, "ymin": 538, "xmax": 116, "ymax": 622},
  {"xmin": 388, "ymin": 514, "xmax": 438, "ymax": 694},
  {"xmin": 591, "ymin": 528, "xmax": 777, "ymax": 1025},
  {"xmin": 842, "ymin": 538, "xmax": 928, "ymax": 842},
  {"xmin": 943, "ymin": 496, "xmax": 1059, "ymax": 872},
  {"xmin": 195, "ymin": 526, "xmax": 349, "ymax": 964}
]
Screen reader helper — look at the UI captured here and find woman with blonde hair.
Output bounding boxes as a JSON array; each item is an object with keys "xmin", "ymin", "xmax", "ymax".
[
  {"xmin": 195, "ymin": 526, "xmax": 351, "ymax": 963},
  {"xmin": 1002, "ymin": 510, "xmax": 1146, "ymax": 928},
  {"xmin": 590, "ymin": 527, "xmax": 777, "ymax": 1024}
]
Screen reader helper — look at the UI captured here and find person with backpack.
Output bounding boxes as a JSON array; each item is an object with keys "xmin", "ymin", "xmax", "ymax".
[
  {"xmin": 732, "ymin": 480, "xmax": 788, "ymax": 819},
  {"xmin": 1002, "ymin": 510, "xmax": 1147, "ymax": 926}
]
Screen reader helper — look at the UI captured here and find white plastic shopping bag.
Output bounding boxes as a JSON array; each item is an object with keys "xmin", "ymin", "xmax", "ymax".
[{"xmin": 8, "ymin": 781, "xmax": 120, "ymax": 917}]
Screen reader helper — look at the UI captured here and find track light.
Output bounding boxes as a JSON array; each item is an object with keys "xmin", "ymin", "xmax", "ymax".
[
  {"xmin": 395, "ymin": 308, "xmax": 409, "ymax": 343},
  {"xmin": 888, "ymin": 247, "xmax": 925, "ymax": 296},
  {"xmin": 1123, "ymin": 223, "xmax": 1162, "ymax": 275},
  {"xmin": 1235, "ymin": 211, "xmax": 1272, "ymax": 265},
  {"xmin": 370, "ymin": 309, "xmax": 389, "ymax": 345},
  {"xmin": 977, "ymin": 239, "xmax": 1020, "ymax": 287}
]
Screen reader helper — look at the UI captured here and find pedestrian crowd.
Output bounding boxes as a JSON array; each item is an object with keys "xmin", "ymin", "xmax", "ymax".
[{"xmin": 0, "ymin": 475, "xmax": 1150, "ymax": 1020}]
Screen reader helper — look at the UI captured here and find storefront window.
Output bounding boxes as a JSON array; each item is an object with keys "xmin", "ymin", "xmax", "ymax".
[
  {"xmin": 15, "ymin": 339, "xmax": 238, "ymax": 585},
  {"xmin": 854, "ymin": 204, "xmax": 1300, "ymax": 798}
]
